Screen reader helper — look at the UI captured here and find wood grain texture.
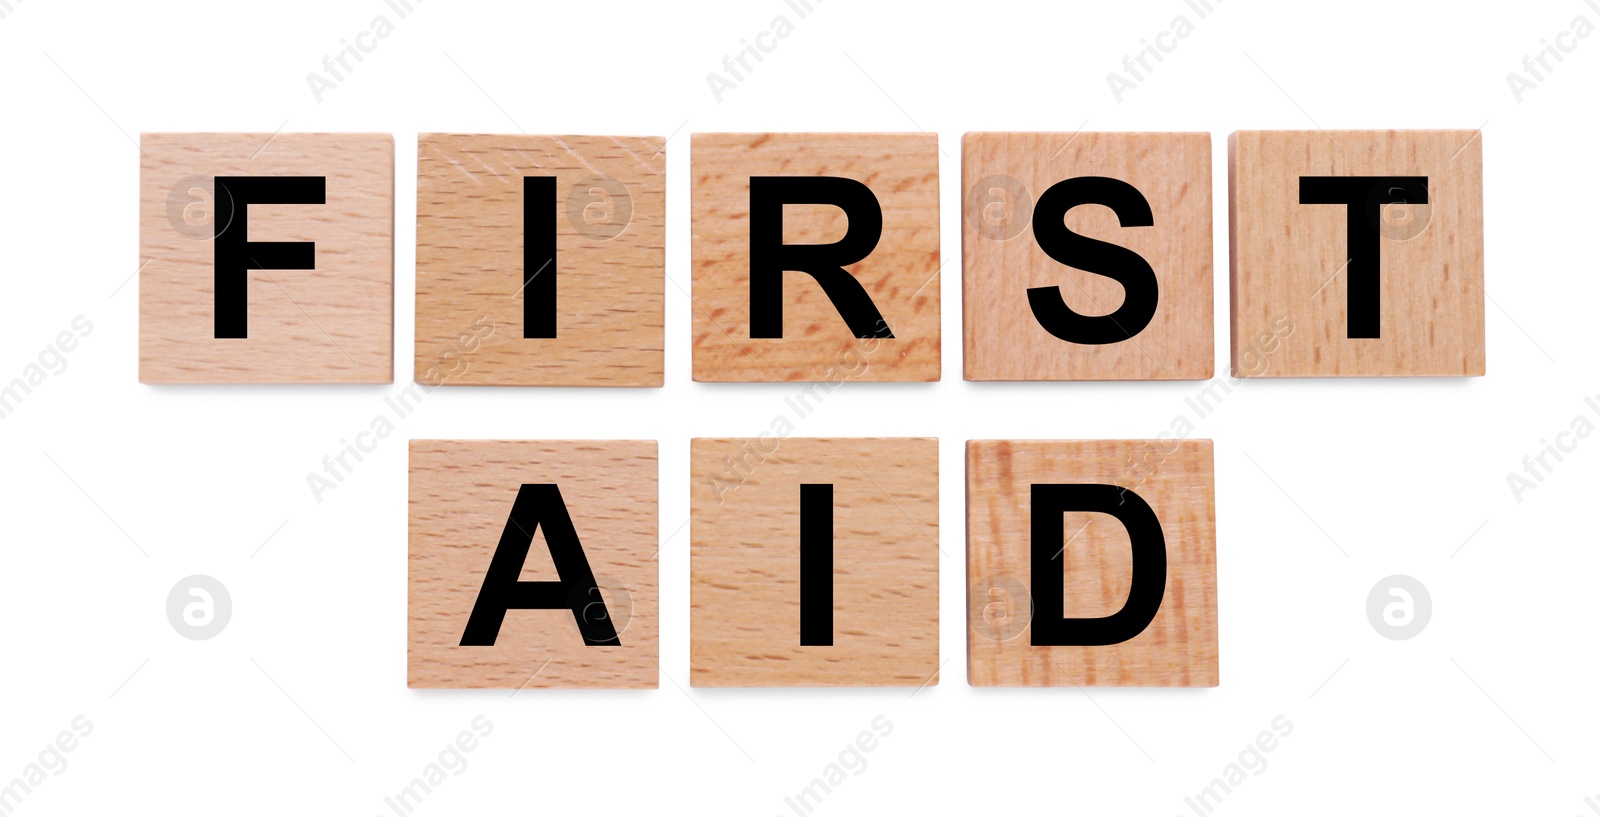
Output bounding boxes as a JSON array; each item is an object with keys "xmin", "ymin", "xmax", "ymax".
[
  {"xmin": 415, "ymin": 134, "xmax": 665, "ymax": 387},
  {"xmin": 966, "ymin": 439, "xmax": 1218, "ymax": 687},
  {"xmin": 690, "ymin": 133, "xmax": 940, "ymax": 382},
  {"xmin": 1228, "ymin": 129, "xmax": 1485, "ymax": 377},
  {"xmin": 690, "ymin": 437, "xmax": 939, "ymax": 686},
  {"xmin": 408, "ymin": 440, "xmax": 657, "ymax": 689},
  {"xmin": 139, "ymin": 132, "xmax": 393, "ymax": 383},
  {"xmin": 963, "ymin": 132, "xmax": 1213, "ymax": 380}
]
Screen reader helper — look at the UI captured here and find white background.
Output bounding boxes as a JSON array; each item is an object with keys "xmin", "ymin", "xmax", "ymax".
[{"xmin": 1, "ymin": 0, "xmax": 1595, "ymax": 814}]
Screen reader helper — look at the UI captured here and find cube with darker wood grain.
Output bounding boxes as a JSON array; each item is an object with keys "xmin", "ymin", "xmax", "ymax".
[
  {"xmin": 967, "ymin": 439, "xmax": 1218, "ymax": 687},
  {"xmin": 691, "ymin": 133, "xmax": 941, "ymax": 382}
]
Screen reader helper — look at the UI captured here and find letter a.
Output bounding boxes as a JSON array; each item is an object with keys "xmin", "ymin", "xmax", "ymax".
[{"xmin": 460, "ymin": 484, "xmax": 620, "ymax": 646}]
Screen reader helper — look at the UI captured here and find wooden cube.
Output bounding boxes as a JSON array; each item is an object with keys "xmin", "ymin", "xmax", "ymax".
[
  {"xmin": 690, "ymin": 437, "xmax": 939, "ymax": 686},
  {"xmin": 691, "ymin": 133, "xmax": 941, "ymax": 382},
  {"xmin": 966, "ymin": 439, "xmax": 1218, "ymax": 687},
  {"xmin": 415, "ymin": 134, "xmax": 665, "ymax": 387},
  {"xmin": 139, "ymin": 132, "xmax": 393, "ymax": 383},
  {"xmin": 963, "ymin": 132, "xmax": 1213, "ymax": 380},
  {"xmin": 408, "ymin": 440, "xmax": 658, "ymax": 689},
  {"xmin": 1229, "ymin": 130, "xmax": 1485, "ymax": 377}
]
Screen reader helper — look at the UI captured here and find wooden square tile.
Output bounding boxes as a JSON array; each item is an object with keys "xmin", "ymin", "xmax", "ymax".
[
  {"xmin": 690, "ymin": 133, "xmax": 940, "ymax": 382},
  {"xmin": 690, "ymin": 437, "xmax": 939, "ymax": 686},
  {"xmin": 415, "ymin": 134, "xmax": 665, "ymax": 387},
  {"xmin": 1229, "ymin": 129, "xmax": 1485, "ymax": 377},
  {"xmin": 963, "ymin": 132, "xmax": 1213, "ymax": 380},
  {"xmin": 966, "ymin": 439, "xmax": 1217, "ymax": 687},
  {"xmin": 139, "ymin": 132, "xmax": 393, "ymax": 383},
  {"xmin": 408, "ymin": 440, "xmax": 658, "ymax": 689}
]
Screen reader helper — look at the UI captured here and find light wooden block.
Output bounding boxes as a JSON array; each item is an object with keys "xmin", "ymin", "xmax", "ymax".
[
  {"xmin": 139, "ymin": 132, "xmax": 393, "ymax": 383},
  {"xmin": 690, "ymin": 437, "xmax": 939, "ymax": 686},
  {"xmin": 1229, "ymin": 129, "xmax": 1485, "ymax": 377},
  {"xmin": 415, "ymin": 134, "xmax": 665, "ymax": 387},
  {"xmin": 966, "ymin": 439, "xmax": 1218, "ymax": 687},
  {"xmin": 690, "ymin": 133, "xmax": 940, "ymax": 382},
  {"xmin": 963, "ymin": 132, "xmax": 1213, "ymax": 380},
  {"xmin": 408, "ymin": 440, "xmax": 658, "ymax": 689}
]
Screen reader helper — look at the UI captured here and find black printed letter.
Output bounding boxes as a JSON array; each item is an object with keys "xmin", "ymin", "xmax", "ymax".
[
  {"xmin": 1299, "ymin": 176, "xmax": 1429, "ymax": 339},
  {"xmin": 1027, "ymin": 177, "xmax": 1158, "ymax": 345},
  {"xmin": 524, "ymin": 176, "xmax": 557, "ymax": 338},
  {"xmin": 799, "ymin": 483, "xmax": 834, "ymax": 646},
  {"xmin": 1030, "ymin": 484, "xmax": 1166, "ymax": 646},
  {"xmin": 213, "ymin": 176, "xmax": 326, "ymax": 339},
  {"xmin": 460, "ymin": 484, "xmax": 619, "ymax": 646},
  {"xmin": 749, "ymin": 176, "xmax": 893, "ymax": 339}
]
